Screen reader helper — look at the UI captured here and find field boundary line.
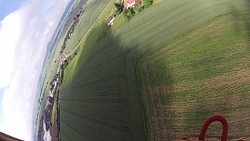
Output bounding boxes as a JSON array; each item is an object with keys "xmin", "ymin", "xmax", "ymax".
[{"xmin": 123, "ymin": 54, "xmax": 135, "ymax": 141}]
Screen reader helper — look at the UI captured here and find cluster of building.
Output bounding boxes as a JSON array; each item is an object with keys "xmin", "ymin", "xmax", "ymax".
[
  {"xmin": 37, "ymin": 6, "xmax": 85, "ymax": 141},
  {"xmin": 37, "ymin": 69, "xmax": 64, "ymax": 141},
  {"xmin": 59, "ymin": 9, "xmax": 84, "ymax": 70},
  {"xmin": 61, "ymin": 8, "xmax": 84, "ymax": 52},
  {"xmin": 43, "ymin": 73, "xmax": 61, "ymax": 140},
  {"xmin": 41, "ymin": 9, "xmax": 84, "ymax": 136}
]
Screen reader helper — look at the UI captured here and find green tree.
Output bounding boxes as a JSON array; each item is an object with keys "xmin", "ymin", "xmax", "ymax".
[
  {"xmin": 142, "ymin": 0, "xmax": 153, "ymax": 7},
  {"xmin": 114, "ymin": 3, "xmax": 123, "ymax": 14},
  {"xmin": 138, "ymin": 5, "xmax": 145, "ymax": 12},
  {"xmin": 123, "ymin": 7, "xmax": 135, "ymax": 21}
]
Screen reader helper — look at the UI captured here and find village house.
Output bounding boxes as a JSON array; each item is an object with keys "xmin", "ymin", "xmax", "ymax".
[{"xmin": 124, "ymin": 0, "xmax": 141, "ymax": 9}]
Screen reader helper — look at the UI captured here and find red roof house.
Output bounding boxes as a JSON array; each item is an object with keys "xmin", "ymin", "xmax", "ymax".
[{"xmin": 124, "ymin": 0, "xmax": 141, "ymax": 9}]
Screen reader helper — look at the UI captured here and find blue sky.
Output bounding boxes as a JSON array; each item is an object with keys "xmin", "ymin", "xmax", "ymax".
[
  {"xmin": 0, "ymin": 0, "xmax": 26, "ymax": 130},
  {"xmin": 0, "ymin": 0, "xmax": 27, "ymax": 20},
  {"xmin": 0, "ymin": 0, "xmax": 70, "ymax": 140}
]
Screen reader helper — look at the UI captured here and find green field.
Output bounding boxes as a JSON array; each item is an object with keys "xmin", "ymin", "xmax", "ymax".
[
  {"xmin": 137, "ymin": 13, "xmax": 250, "ymax": 140},
  {"xmin": 60, "ymin": 0, "xmax": 250, "ymax": 140}
]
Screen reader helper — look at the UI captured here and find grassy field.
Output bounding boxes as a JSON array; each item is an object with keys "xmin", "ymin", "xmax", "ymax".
[
  {"xmin": 60, "ymin": 0, "xmax": 250, "ymax": 140},
  {"xmin": 137, "ymin": 13, "xmax": 250, "ymax": 140}
]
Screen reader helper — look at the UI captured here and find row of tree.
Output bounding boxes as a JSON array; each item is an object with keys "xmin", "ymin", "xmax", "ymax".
[{"xmin": 114, "ymin": 0, "xmax": 154, "ymax": 21}]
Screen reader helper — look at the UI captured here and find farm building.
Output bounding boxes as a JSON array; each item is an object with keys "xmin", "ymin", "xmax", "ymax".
[
  {"xmin": 105, "ymin": 15, "xmax": 116, "ymax": 26},
  {"xmin": 124, "ymin": 0, "xmax": 141, "ymax": 9}
]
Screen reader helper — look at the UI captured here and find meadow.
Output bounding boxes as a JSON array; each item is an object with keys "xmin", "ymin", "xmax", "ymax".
[
  {"xmin": 59, "ymin": 0, "xmax": 250, "ymax": 140},
  {"xmin": 137, "ymin": 12, "xmax": 250, "ymax": 140}
]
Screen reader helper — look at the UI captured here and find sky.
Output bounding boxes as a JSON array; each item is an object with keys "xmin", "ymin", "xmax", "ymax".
[
  {"xmin": 0, "ymin": 0, "xmax": 70, "ymax": 140},
  {"xmin": 0, "ymin": 0, "xmax": 26, "ymax": 20}
]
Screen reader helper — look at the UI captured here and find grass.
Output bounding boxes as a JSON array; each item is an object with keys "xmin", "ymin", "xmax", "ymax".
[
  {"xmin": 60, "ymin": 0, "xmax": 146, "ymax": 140},
  {"xmin": 60, "ymin": 26, "xmax": 146, "ymax": 140},
  {"xmin": 137, "ymin": 13, "xmax": 250, "ymax": 140},
  {"xmin": 59, "ymin": 0, "xmax": 250, "ymax": 140}
]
